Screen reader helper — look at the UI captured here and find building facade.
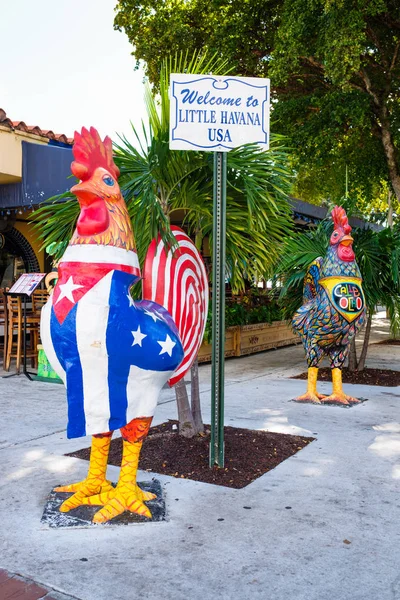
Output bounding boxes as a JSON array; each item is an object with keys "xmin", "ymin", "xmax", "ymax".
[{"xmin": 0, "ymin": 109, "xmax": 73, "ymax": 287}]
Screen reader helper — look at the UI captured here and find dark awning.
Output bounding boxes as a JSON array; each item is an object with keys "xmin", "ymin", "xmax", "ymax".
[
  {"xmin": 0, "ymin": 141, "xmax": 73, "ymax": 209},
  {"xmin": 290, "ymin": 197, "xmax": 381, "ymax": 230}
]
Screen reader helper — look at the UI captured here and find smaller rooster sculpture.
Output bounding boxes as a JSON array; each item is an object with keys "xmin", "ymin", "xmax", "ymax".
[
  {"xmin": 41, "ymin": 127, "xmax": 208, "ymax": 523},
  {"xmin": 293, "ymin": 206, "xmax": 366, "ymax": 405}
]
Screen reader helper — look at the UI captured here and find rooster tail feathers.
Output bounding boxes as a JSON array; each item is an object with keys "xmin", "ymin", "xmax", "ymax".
[
  {"xmin": 302, "ymin": 257, "xmax": 323, "ymax": 303},
  {"xmin": 143, "ymin": 227, "xmax": 209, "ymax": 386}
]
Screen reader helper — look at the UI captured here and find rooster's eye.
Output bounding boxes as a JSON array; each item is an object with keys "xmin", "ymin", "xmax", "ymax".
[{"xmin": 103, "ymin": 175, "xmax": 114, "ymax": 186}]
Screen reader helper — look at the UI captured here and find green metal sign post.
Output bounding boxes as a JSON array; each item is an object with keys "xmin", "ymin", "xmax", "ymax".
[
  {"xmin": 169, "ymin": 73, "xmax": 270, "ymax": 470},
  {"xmin": 210, "ymin": 151, "xmax": 227, "ymax": 467}
]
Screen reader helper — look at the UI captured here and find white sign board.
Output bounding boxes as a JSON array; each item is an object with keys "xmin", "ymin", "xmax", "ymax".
[
  {"xmin": 9, "ymin": 273, "xmax": 46, "ymax": 296},
  {"xmin": 169, "ymin": 74, "xmax": 270, "ymax": 152}
]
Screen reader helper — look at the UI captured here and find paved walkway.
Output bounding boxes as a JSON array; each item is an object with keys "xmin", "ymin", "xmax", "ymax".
[{"xmin": 1, "ymin": 313, "xmax": 399, "ymax": 600}]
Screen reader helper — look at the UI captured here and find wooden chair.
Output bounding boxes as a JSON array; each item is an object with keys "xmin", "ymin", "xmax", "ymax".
[
  {"xmin": 5, "ymin": 295, "xmax": 41, "ymax": 373},
  {"xmin": 32, "ymin": 288, "xmax": 49, "ymax": 316},
  {"xmin": 0, "ymin": 290, "xmax": 7, "ymax": 368}
]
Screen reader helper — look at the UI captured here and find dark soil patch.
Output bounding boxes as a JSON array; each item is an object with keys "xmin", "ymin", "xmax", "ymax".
[
  {"xmin": 375, "ymin": 339, "xmax": 400, "ymax": 346},
  {"xmin": 67, "ymin": 421, "xmax": 314, "ymax": 489},
  {"xmin": 293, "ymin": 367, "xmax": 400, "ymax": 387}
]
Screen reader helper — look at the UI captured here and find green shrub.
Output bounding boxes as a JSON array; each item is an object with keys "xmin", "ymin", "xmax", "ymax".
[{"xmin": 203, "ymin": 296, "xmax": 285, "ymax": 343}]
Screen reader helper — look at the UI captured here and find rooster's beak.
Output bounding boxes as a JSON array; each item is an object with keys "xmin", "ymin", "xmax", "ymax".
[
  {"xmin": 70, "ymin": 181, "xmax": 99, "ymax": 205},
  {"xmin": 340, "ymin": 235, "xmax": 353, "ymax": 246}
]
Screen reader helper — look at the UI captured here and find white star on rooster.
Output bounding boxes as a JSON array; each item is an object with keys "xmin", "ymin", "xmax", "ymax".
[
  {"xmin": 144, "ymin": 309, "xmax": 160, "ymax": 322},
  {"xmin": 56, "ymin": 276, "xmax": 83, "ymax": 304},
  {"xmin": 157, "ymin": 334, "xmax": 176, "ymax": 357},
  {"xmin": 126, "ymin": 293, "xmax": 135, "ymax": 307},
  {"xmin": 131, "ymin": 326, "xmax": 147, "ymax": 347}
]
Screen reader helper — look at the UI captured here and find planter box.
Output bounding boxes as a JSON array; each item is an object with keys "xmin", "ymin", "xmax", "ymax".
[
  {"xmin": 198, "ymin": 321, "xmax": 299, "ymax": 363},
  {"xmin": 239, "ymin": 320, "xmax": 298, "ymax": 356},
  {"xmin": 197, "ymin": 326, "xmax": 240, "ymax": 363}
]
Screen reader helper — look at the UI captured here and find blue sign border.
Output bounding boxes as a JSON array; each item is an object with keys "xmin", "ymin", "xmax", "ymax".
[{"xmin": 171, "ymin": 76, "xmax": 269, "ymax": 150}]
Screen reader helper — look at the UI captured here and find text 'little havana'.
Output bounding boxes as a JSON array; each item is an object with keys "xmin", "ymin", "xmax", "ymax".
[{"xmin": 178, "ymin": 109, "xmax": 261, "ymax": 126}]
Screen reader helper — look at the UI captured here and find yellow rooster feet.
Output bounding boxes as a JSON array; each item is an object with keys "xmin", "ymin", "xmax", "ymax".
[
  {"xmin": 56, "ymin": 435, "xmax": 155, "ymax": 523},
  {"xmin": 319, "ymin": 369, "xmax": 360, "ymax": 405},
  {"xmin": 320, "ymin": 393, "xmax": 360, "ymax": 406},
  {"xmin": 55, "ymin": 478, "xmax": 114, "ymax": 513},
  {"xmin": 80, "ymin": 482, "xmax": 156, "ymax": 523},
  {"xmin": 294, "ymin": 391, "xmax": 326, "ymax": 404},
  {"xmin": 294, "ymin": 368, "xmax": 360, "ymax": 406}
]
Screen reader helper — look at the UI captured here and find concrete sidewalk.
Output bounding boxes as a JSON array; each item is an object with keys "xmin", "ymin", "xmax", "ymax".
[{"xmin": 1, "ymin": 313, "xmax": 399, "ymax": 600}]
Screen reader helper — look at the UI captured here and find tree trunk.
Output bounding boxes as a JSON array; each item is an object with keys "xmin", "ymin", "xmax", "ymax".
[
  {"xmin": 190, "ymin": 358, "xmax": 204, "ymax": 434},
  {"xmin": 380, "ymin": 110, "xmax": 400, "ymax": 204},
  {"xmin": 388, "ymin": 189, "xmax": 393, "ymax": 229},
  {"xmin": 357, "ymin": 311, "xmax": 373, "ymax": 372},
  {"xmin": 162, "ymin": 207, "xmax": 203, "ymax": 436},
  {"xmin": 361, "ymin": 70, "xmax": 400, "ymax": 204},
  {"xmin": 175, "ymin": 378, "xmax": 197, "ymax": 438},
  {"xmin": 348, "ymin": 337, "xmax": 357, "ymax": 372}
]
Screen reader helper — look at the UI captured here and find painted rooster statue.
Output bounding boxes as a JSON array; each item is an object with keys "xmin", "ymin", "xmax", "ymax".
[
  {"xmin": 41, "ymin": 127, "xmax": 208, "ymax": 523},
  {"xmin": 293, "ymin": 206, "xmax": 366, "ymax": 405}
]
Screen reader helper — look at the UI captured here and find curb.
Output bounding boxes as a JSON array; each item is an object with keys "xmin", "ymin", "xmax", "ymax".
[{"xmin": 0, "ymin": 569, "xmax": 80, "ymax": 600}]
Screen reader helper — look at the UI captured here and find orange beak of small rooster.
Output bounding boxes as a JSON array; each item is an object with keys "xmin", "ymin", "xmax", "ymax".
[{"xmin": 339, "ymin": 234, "xmax": 353, "ymax": 247}]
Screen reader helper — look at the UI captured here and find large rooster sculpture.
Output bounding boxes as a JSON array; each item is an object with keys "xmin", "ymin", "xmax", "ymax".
[
  {"xmin": 293, "ymin": 206, "xmax": 366, "ymax": 405},
  {"xmin": 41, "ymin": 127, "xmax": 208, "ymax": 523}
]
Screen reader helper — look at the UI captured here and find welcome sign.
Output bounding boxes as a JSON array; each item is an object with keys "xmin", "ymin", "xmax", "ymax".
[{"xmin": 169, "ymin": 74, "xmax": 270, "ymax": 152}]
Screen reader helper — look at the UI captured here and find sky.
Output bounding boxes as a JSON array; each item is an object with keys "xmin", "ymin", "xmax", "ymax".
[{"xmin": 0, "ymin": 0, "xmax": 147, "ymax": 141}]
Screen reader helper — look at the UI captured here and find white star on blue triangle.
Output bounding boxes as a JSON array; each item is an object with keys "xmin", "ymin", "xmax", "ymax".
[{"xmin": 157, "ymin": 334, "xmax": 176, "ymax": 357}]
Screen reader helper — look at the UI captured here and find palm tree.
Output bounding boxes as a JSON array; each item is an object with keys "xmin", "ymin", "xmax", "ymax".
[
  {"xmin": 273, "ymin": 216, "xmax": 400, "ymax": 372},
  {"xmin": 33, "ymin": 51, "xmax": 294, "ymax": 435},
  {"xmin": 114, "ymin": 53, "xmax": 293, "ymax": 293}
]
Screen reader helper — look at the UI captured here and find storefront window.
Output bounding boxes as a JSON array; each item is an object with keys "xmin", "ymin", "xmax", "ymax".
[{"xmin": 0, "ymin": 237, "xmax": 26, "ymax": 288}]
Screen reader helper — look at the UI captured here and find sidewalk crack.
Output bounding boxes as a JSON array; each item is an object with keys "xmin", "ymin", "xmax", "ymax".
[{"xmin": 0, "ymin": 429, "xmax": 65, "ymax": 450}]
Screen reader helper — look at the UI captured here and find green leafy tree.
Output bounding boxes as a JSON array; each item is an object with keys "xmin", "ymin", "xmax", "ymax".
[
  {"xmin": 114, "ymin": 1, "xmax": 279, "ymax": 85},
  {"xmin": 273, "ymin": 217, "xmax": 400, "ymax": 372},
  {"xmin": 114, "ymin": 0, "xmax": 400, "ymax": 210}
]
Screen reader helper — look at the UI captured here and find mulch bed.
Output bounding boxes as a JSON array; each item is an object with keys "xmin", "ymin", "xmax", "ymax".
[
  {"xmin": 375, "ymin": 339, "xmax": 400, "ymax": 346},
  {"xmin": 67, "ymin": 420, "xmax": 314, "ymax": 489},
  {"xmin": 293, "ymin": 367, "xmax": 400, "ymax": 387}
]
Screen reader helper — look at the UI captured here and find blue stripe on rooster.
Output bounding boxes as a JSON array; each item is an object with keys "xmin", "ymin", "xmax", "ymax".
[{"xmin": 292, "ymin": 206, "xmax": 366, "ymax": 406}]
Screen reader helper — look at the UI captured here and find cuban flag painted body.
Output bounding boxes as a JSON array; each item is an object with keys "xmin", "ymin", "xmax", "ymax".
[{"xmin": 41, "ymin": 244, "xmax": 184, "ymax": 439}]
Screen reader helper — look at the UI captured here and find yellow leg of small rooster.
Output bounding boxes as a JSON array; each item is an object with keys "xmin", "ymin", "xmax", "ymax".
[
  {"xmin": 294, "ymin": 367, "xmax": 326, "ymax": 404},
  {"xmin": 80, "ymin": 417, "xmax": 156, "ymax": 523},
  {"xmin": 320, "ymin": 368, "xmax": 360, "ymax": 405},
  {"xmin": 57, "ymin": 433, "xmax": 114, "ymax": 513}
]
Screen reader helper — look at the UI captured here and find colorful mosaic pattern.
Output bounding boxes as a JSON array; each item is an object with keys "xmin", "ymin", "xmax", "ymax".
[{"xmin": 292, "ymin": 207, "xmax": 367, "ymax": 405}]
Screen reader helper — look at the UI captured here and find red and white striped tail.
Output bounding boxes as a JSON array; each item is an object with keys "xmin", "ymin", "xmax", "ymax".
[{"xmin": 143, "ymin": 226, "xmax": 209, "ymax": 387}]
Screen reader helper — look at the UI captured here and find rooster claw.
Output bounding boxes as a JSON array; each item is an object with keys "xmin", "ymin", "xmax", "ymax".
[
  {"xmin": 320, "ymin": 393, "xmax": 360, "ymax": 405},
  {"xmin": 293, "ymin": 392, "xmax": 326, "ymax": 404},
  {"xmin": 85, "ymin": 483, "xmax": 155, "ymax": 523},
  {"xmin": 77, "ymin": 483, "xmax": 155, "ymax": 523},
  {"xmin": 56, "ymin": 479, "xmax": 114, "ymax": 512}
]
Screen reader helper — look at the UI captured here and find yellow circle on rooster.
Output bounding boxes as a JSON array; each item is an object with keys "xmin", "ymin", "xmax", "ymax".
[{"xmin": 319, "ymin": 276, "xmax": 365, "ymax": 323}]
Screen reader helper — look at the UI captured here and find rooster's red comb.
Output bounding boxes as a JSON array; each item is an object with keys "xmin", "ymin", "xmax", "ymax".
[
  {"xmin": 71, "ymin": 126, "xmax": 120, "ymax": 182},
  {"xmin": 331, "ymin": 206, "xmax": 352, "ymax": 234}
]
